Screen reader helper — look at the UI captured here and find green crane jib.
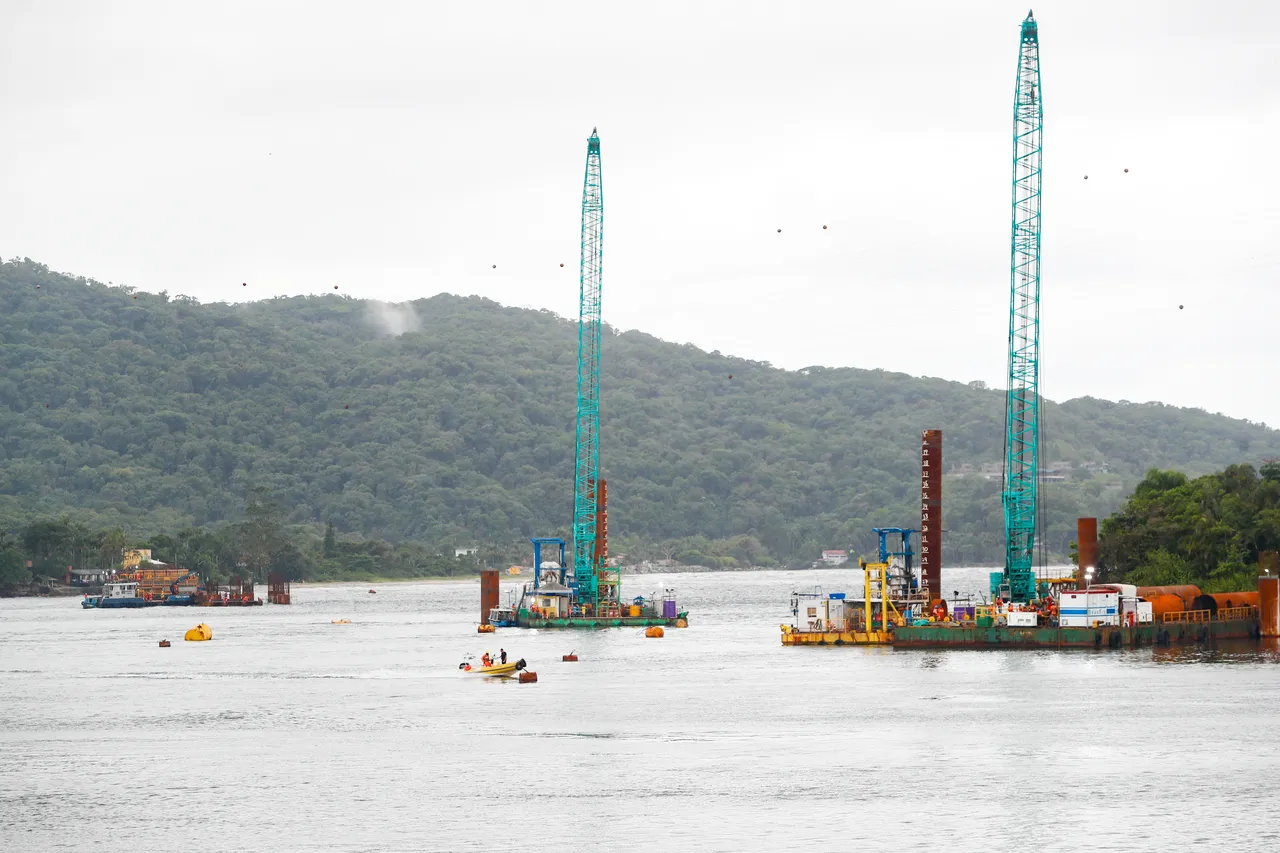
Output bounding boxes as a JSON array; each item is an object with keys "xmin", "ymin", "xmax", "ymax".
[
  {"xmin": 998, "ymin": 11, "xmax": 1043, "ymax": 604},
  {"xmin": 571, "ymin": 129, "xmax": 605, "ymax": 610}
]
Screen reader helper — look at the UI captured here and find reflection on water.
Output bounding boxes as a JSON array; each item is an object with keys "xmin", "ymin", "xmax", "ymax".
[{"xmin": 2, "ymin": 567, "xmax": 1279, "ymax": 853}]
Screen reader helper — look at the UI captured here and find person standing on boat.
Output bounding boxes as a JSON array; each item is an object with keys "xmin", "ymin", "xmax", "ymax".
[{"xmin": 499, "ymin": 649, "xmax": 507, "ymax": 664}]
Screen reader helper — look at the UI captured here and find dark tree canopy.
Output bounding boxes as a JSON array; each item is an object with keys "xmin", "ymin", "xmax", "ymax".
[{"xmin": 1098, "ymin": 465, "xmax": 1280, "ymax": 592}]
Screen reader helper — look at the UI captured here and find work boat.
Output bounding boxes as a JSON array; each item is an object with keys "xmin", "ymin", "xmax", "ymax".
[
  {"xmin": 463, "ymin": 658, "xmax": 526, "ymax": 677},
  {"xmin": 82, "ymin": 581, "xmax": 148, "ymax": 609}
]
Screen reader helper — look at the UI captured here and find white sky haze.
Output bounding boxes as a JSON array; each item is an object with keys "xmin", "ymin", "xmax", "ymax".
[{"xmin": 2, "ymin": 1, "xmax": 1277, "ymax": 424}]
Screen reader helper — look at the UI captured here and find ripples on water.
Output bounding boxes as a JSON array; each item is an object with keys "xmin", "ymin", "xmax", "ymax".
[{"xmin": 2, "ymin": 568, "xmax": 1279, "ymax": 852}]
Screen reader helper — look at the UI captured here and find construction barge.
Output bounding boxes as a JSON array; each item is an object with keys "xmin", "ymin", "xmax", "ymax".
[
  {"xmin": 784, "ymin": 604, "xmax": 1265, "ymax": 649},
  {"xmin": 481, "ymin": 536, "xmax": 688, "ymax": 630},
  {"xmin": 782, "ymin": 561, "xmax": 1276, "ymax": 650},
  {"xmin": 81, "ymin": 559, "xmax": 278, "ymax": 609}
]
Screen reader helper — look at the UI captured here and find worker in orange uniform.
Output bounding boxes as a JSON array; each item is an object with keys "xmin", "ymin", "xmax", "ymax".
[{"xmin": 482, "ymin": 652, "xmax": 492, "ymax": 667}]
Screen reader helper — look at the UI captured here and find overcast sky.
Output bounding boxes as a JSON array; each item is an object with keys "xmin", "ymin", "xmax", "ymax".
[{"xmin": 3, "ymin": 1, "xmax": 1277, "ymax": 426}]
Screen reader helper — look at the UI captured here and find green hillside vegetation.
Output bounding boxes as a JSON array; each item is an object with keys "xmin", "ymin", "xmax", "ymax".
[
  {"xmin": 1097, "ymin": 463, "xmax": 1280, "ymax": 593},
  {"xmin": 0, "ymin": 488, "xmax": 485, "ymax": 595},
  {"xmin": 4, "ymin": 258, "xmax": 1280, "ymax": 580}
]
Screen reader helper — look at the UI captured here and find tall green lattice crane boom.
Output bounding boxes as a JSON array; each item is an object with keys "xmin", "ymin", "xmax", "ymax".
[
  {"xmin": 571, "ymin": 129, "xmax": 605, "ymax": 609},
  {"xmin": 1000, "ymin": 11, "xmax": 1043, "ymax": 603}
]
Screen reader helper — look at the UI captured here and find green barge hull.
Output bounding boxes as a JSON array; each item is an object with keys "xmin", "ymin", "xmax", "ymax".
[
  {"xmin": 515, "ymin": 611, "xmax": 688, "ymax": 629},
  {"xmin": 891, "ymin": 617, "xmax": 1262, "ymax": 649}
]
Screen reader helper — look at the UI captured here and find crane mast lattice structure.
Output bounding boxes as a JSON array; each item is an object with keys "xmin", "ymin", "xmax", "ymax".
[
  {"xmin": 570, "ymin": 129, "xmax": 617, "ymax": 614},
  {"xmin": 1000, "ymin": 11, "xmax": 1043, "ymax": 604}
]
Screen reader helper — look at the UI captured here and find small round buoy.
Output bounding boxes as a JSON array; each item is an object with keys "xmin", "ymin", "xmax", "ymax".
[
  {"xmin": 1179, "ymin": 305, "xmax": 1184, "ymax": 310},
  {"xmin": 492, "ymin": 264, "xmax": 497, "ymax": 269},
  {"xmin": 822, "ymin": 225, "xmax": 827, "ymax": 230},
  {"xmin": 133, "ymin": 294, "xmax": 137, "ymax": 299},
  {"xmin": 776, "ymin": 228, "xmax": 781, "ymax": 233},
  {"xmin": 1084, "ymin": 175, "xmax": 1089, "ymax": 180},
  {"xmin": 368, "ymin": 588, "xmax": 376, "ymax": 594},
  {"xmin": 44, "ymin": 403, "xmax": 49, "ymax": 408},
  {"xmin": 1124, "ymin": 168, "xmax": 1129, "ymax": 173},
  {"xmin": 343, "ymin": 404, "xmax": 349, "ymax": 409},
  {"xmin": 728, "ymin": 374, "xmax": 733, "ymax": 379},
  {"xmin": 242, "ymin": 282, "xmax": 247, "ymax": 287},
  {"xmin": 560, "ymin": 263, "xmax": 565, "ymax": 267},
  {"xmin": 333, "ymin": 286, "xmax": 338, "ymax": 290},
  {"xmin": 35, "ymin": 284, "xmax": 40, "ymax": 289}
]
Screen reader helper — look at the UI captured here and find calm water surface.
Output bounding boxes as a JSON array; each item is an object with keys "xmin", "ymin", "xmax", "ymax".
[{"xmin": 3, "ymin": 568, "xmax": 1279, "ymax": 853}]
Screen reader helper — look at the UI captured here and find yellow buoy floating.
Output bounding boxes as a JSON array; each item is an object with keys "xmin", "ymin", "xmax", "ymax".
[
  {"xmin": 674, "ymin": 618, "xmax": 688, "ymax": 629},
  {"xmin": 645, "ymin": 626, "xmax": 664, "ymax": 638},
  {"xmin": 184, "ymin": 623, "xmax": 212, "ymax": 642},
  {"xmin": 477, "ymin": 624, "xmax": 496, "ymax": 633},
  {"xmin": 332, "ymin": 618, "xmax": 351, "ymax": 625}
]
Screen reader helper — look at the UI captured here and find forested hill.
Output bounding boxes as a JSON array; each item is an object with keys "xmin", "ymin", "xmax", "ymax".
[{"xmin": 3, "ymin": 258, "xmax": 1279, "ymax": 566}]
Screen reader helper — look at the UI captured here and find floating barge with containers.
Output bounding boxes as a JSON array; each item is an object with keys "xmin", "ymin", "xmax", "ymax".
[
  {"xmin": 783, "ymin": 579, "xmax": 1270, "ymax": 649},
  {"xmin": 481, "ymin": 537, "xmax": 689, "ymax": 630}
]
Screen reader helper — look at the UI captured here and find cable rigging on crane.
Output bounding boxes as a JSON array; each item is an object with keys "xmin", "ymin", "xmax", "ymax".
[
  {"xmin": 993, "ymin": 10, "xmax": 1044, "ymax": 605},
  {"xmin": 569, "ymin": 128, "xmax": 620, "ymax": 617}
]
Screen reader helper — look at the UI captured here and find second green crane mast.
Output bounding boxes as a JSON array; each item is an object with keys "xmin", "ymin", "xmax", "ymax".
[
  {"xmin": 997, "ymin": 11, "xmax": 1043, "ymax": 604},
  {"xmin": 571, "ymin": 129, "xmax": 605, "ymax": 611}
]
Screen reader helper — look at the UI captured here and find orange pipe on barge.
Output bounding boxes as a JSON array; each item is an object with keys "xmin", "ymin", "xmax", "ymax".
[
  {"xmin": 1136, "ymin": 585, "xmax": 1201, "ymax": 608},
  {"xmin": 1146, "ymin": 594, "xmax": 1186, "ymax": 618}
]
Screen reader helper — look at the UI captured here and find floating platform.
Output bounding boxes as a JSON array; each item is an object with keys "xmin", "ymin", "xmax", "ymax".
[
  {"xmin": 782, "ymin": 616, "xmax": 1261, "ymax": 649},
  {"xmin": 516, "ymin": 612, "xmax": 688, "ymax": 629}
]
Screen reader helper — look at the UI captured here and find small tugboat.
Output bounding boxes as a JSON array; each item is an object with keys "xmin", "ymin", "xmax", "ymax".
[
  {"xmin": 83, "ymin": 581, "xmax": 148, "ymax": 609},
  {"xmin": 487, "ymin": 604, "xmax": 518, "ymax": 628}
]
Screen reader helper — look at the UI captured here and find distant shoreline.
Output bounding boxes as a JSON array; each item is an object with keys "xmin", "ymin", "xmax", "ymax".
[{"xmin": 3, "ymin": 563, "xmax": 1028, "ymax": 599}]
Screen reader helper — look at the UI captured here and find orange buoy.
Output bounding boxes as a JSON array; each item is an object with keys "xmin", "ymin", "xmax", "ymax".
[
  {"xmin": 562, "ymin": 654, "xmax": 578, "ymax": 662},
  {"xmin": 478, "ymin": 624, "xmax": 495, "ymax": 633},
  {"xmin": 158, "ymin": 640, "xmax": 171, "ymax": 648},
  {"xmin": 518, "ymin": 671, "xmax": 538, "ymax": 683},
  {"xmin": 645, "ymin": 626, "xmax": 664, "ymax": 638}
]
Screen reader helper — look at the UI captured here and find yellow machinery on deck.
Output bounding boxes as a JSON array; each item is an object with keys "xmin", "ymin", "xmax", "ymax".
[{"xmin": 781, "ymin": 560, "xmax": 909, "ymax": 646}]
